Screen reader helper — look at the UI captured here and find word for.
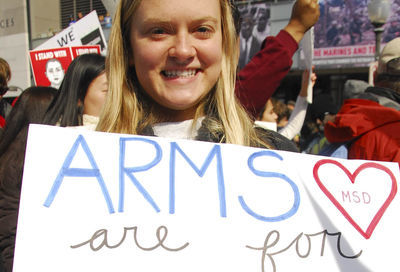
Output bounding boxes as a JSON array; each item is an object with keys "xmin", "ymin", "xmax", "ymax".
[
  {"xmin": 342, "ymin": 191, "xmax": 371, "ymax": 204},
  {"xmin": 34, "ymin": 50, "xmax": 67, "ymax": 61},
  {"xmin": 57, "ymin": 30, "xmax": 75, "ymax": 47},
  {"xmin": 43, "ymin": 135, "xmax": 300, "ymax": 222},
  {"xmin": 71, "ymin": 225, "xmax": 189, "ymax": 252},
  {"xmin": 246, "ymin": 229, "xmax": 362, "ymax": 272}
]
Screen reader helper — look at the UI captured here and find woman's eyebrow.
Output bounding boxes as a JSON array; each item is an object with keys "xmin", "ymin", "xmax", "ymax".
[
  {"xmin": 191, "ymin": 16, "xmax": 219, "ymax": 25},
  {"xmin": 142, "ymin": 16, "xmax": 219, "ymax": 25}
]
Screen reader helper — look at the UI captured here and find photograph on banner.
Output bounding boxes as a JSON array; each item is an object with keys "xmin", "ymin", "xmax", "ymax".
[
  {"xmin": 29, "ymin": 45, "xmax": 102, "ymax": 88},
  {"xmin": 12, "ymin": 124, "xmax": 400, "ymax": 272},
  {"xmin": 35, "ymin": 10, "xmax": 107, "ymax": 54},
  {"xmin": 313, "ymin": 0, "xmax": 400, "ymax": 67},
  {"xmin": 237, "ymin": 2, "xmax": 271, "ymax": 70}
]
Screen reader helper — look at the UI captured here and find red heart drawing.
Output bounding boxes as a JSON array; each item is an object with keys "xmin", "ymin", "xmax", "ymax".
[{"xmin": 313, "ymin": 159, "xmax": 397, "ymax": 239}]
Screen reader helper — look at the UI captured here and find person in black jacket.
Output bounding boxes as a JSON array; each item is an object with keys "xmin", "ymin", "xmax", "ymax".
[{"xmin": 0, "ymin": 86, "xmax": 56, "ymax": 272}]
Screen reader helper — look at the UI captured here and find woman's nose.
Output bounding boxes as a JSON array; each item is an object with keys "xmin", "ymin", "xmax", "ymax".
[{"xmin": 168, "ymin": 32, "xmax": 196, "ymax": 63}]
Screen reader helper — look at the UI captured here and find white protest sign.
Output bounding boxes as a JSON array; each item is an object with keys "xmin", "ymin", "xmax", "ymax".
[
  {"xmin": 300, "ymin": 27, "xmax": 314, "ymax": 104},
  {"xmin": 13, "ymin": 125, "xmax": 400, "ymax": 272},
  {"xmin": 35, "ymin": 10, "xmax": 107, "ymax": 54}
]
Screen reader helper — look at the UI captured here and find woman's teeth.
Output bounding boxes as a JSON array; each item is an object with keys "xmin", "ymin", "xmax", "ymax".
[{"xmin": 163, "ymin": 69, "xmax": 197, "ymax": 78}]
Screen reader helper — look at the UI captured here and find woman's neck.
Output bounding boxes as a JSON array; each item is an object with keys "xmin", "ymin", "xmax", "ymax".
[{"xmin": 153, "ymin": 104, "xmax": 200, "ymax": 123}]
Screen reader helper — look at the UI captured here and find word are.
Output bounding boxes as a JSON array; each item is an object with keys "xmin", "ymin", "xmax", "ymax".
[
  {"xmin": 43, "ymin": 135, "xmax": 300, "ymax": 222},
  {"xmin": 71, "ymin": 225, "xmax": 189, "ymax": 252},
  {"xmin": 246, "ymin": 229, "xmax": 362, "ymax": 272}
]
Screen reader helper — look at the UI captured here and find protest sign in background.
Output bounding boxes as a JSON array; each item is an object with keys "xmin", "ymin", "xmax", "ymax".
[
  {"xmin": 70, "ymin": 45, "xmax": 101, "ymax": 58},
  {"xmin": 29, "ymin": 47, "xmax": 72, "ymax": 88},
  {"xmin": 13, "ymin": 125, "xmax": 400, "ymax": 271},
  {"xmin": 35, "ymin": 10, "xmax": 107, "ymax": 54},
  {"xmin": 29, "ymin": 45, "xmax": 101, "ymax": 87}
]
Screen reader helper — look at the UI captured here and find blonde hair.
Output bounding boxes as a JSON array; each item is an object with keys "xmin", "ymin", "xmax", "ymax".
[{"xmin": 97, "ymin": 0, "xmax": 269, "ymax": 148}]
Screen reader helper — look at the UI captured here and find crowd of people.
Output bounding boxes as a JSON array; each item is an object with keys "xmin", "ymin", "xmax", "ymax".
[
  {"xmin": 0, "ymin": 0, "xmax": 400, "ymax": 271},
  {"xmin": 314, "ymin": 0, "xmax": 400, "ymax": 47}
]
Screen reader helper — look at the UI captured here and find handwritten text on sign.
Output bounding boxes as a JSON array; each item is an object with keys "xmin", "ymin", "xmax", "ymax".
[{"xmin": 13, "ymin": 125, "xmax": 400, "ymax": 272}]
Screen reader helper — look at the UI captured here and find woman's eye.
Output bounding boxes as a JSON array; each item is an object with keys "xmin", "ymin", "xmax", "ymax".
[
  {"xmin": 197, "ymin": 26, "xmax": 210, "ymax": 33},
  {"xmin": 195, "ymin": 26, "xmax": 213, "ymax": 38},
  {"xmin": 151, "ymin": 28, "xmax": 166, "ymax": 35}
]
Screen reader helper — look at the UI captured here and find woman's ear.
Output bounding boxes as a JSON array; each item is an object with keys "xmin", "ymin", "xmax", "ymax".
[
  {"xmin": 77, "ymin": 99, "xmax": 83, "ymax": 107},
  {"xmin": 77, "ymin": 99, "xmax": 85, "ymax": 115}
]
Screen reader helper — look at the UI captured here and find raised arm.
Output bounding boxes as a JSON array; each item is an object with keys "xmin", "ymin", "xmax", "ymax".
[
  {"xmin": 279, "ymin": 68, "xmax": 316, "ymax": 140},
  {"xmin": 284, "ymin": 0, "xmax": 320, "ymax": 43},
  {"xmin": 236, "ymin": 0, "xmax": 320, "ymax": 119}
]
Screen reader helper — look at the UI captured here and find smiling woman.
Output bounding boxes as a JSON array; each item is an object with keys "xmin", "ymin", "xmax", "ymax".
[
  {"xmin": 130, "ymin": 0, "xmax": 222, "ymax": 119},
  {"xmin": 97, "ymin": 0, "xmax": 297, "ymax": 151}
]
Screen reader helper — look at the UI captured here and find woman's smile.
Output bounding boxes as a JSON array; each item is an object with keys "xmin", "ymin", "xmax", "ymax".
[{"xmin": 161, "ymin": 69, "xmax": 199, "ymax": 79}]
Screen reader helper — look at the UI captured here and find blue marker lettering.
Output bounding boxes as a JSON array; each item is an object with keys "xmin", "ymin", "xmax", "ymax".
[
  {"xmin": 239, "ymin": 150, "xmax": 300, "ymax": 222},
  {"xmin": 119, "ymin": 137, "xmax": 162, "ymax": 213},
  {"xmin": 43, "ymin": 135, "xmax": 115, "ymax": 213},
  {"xmin": 169, "ymin": 143, "xmax": 226, "ymax": 217}
]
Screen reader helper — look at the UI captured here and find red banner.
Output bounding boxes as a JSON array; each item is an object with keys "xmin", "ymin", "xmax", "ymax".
[{"xmin": 29, "ymin": 45, "xmax": 101, "ymax": 88}]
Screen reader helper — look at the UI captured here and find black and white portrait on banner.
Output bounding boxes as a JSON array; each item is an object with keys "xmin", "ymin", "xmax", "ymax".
[{"xmin": 237, "ymin": 2, "xmax": 271, "ymax": 71}]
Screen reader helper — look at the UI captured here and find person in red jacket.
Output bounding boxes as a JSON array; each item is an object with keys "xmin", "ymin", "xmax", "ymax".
[
  {"xmin": 235, "ymin": 0, "xmax": 320, "ymax": 118},
  {"xmin": 324, "ymin": 37, "xmax": 400, "ymax": 163}
]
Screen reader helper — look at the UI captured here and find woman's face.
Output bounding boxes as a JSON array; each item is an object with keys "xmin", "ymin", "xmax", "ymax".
[
  {"xmin": 129, "ymin": 0, "xmax": 223, "ymax": 121},
  {"xmin": 83, "ymin": 73, "xmax": 108, "ymax": 117},
  {"xmin": 260, "ymin": 99, "xmax": 278, "ymax": 123}
]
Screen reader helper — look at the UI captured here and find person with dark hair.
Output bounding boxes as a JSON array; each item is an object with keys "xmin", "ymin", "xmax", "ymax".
[
  {"xmin": 0, "ymin": 53, "xmax": 106, "ymax": 272},
  {"xmin": 256, "ymin": 69, "xmax": 316, "ymax": 141},
  {"xmin": 301, "ymin": 93, "xmax": 338, "ymax": 154},
  {"xmin": 272, "ymin": 98, "xmax": 292, "ymax": 129},
  {"xmin": 324, "ymin": 37, "xmax": 400, "ymax": 162},
  {"xmin": 0, "ymin": 86, "xmax": 56, "ymax": 272},
  {"xmin": 0, "ymin": 58, "xmax": 12, "ymax": 128},
  {"xmin": 42, "ymin": 53, "xmax": 107, "ymax": 130}
]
